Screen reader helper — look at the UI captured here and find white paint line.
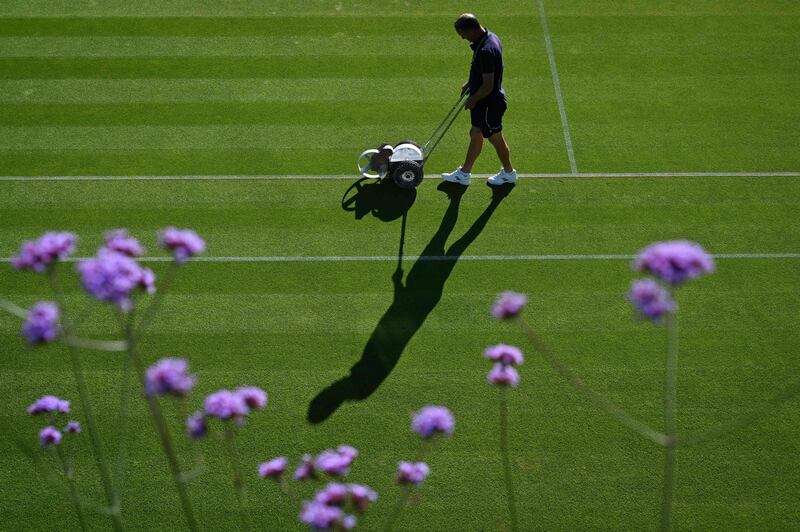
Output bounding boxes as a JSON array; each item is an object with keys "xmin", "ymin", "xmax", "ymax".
[
  {"xmin": 537, "ymin": 0, "xmax": 577, "ymax": 175},
  {"xmin": 1, "ymin": 253, "xmax": 798, "ymax": 264},
  {"xmin": 0, "ymin": 172, "xmax": 798, "ymax": 181}
]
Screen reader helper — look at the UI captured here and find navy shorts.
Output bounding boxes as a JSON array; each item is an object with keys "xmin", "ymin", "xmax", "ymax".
[{"xmin": 470, "ymin": 98, "xmax": 507, "ymax": 138}]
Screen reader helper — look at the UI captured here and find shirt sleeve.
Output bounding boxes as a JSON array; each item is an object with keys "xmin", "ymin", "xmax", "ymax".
[{"xmin": 476, "ymin": 50, "xmax": 496, "ymax": 74}]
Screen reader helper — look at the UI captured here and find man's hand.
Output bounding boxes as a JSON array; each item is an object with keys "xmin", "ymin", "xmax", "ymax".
[{"xmin": 463, "ymin": 96, "xmax": 477, "ymax": 110}]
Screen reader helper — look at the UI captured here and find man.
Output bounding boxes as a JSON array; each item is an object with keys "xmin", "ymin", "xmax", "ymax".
[{"xmin": 442, "ymin": 13, "xmax": 517, "ymax": 187}]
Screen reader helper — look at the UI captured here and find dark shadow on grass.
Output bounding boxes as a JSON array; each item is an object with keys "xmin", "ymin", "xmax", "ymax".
[{"xmin": 308, "ymin": 180, "xmax": 515, "ymax": 423}]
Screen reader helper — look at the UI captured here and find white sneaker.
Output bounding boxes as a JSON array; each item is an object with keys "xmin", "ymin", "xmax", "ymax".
[
  {"xmin": 441, "ymin": 167, "xmax": 471, "ymax": 185},
  {"xmin": 487, "ymin": 168, "xmax": 517, "ymax": 186}
]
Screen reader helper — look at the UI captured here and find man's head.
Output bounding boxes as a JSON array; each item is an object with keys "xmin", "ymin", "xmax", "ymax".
[{"xmin": 454, "ymin": 13, "xmax": 484, "ymax": 42}]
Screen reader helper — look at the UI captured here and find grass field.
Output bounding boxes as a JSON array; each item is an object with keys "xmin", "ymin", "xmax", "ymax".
[{"xmin": 1, "ymin": 0, "xmax": 799, "ymax": 530}]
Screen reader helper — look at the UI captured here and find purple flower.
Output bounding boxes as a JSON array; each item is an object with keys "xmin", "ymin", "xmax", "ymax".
[
  {"xmin": 103, "ymin": 229, "xmax": 145, "ymax": 257},
  {"xmin": 487, "ymin": 363, "xmax": 520, "ymax": 387},
  {"xmin": 484, "ymin": 344, "xmax": 524, "ymax": 366},
  {"xmin": 22, "ymin": 302, "xmax": 60, "ymax": 344},
  {"xmin": 158, "ymin": 227, "xmax": 206, "ymax": 264},
  {"xmin": 39, "ymin": 426, "xmax": 62, "ymax": 447},
  {"xmin": 491, "ymin": 291, "xmax": 527, "ymax": 319},
  {"xmin": 633, "ymin": 240, "xmax": 715, "ymax": 286},
  {"xmin": 294, "ymin": 454, "xmax": 317, "ymax": 481},
  {"xmin": 27, "ymin": 395, "xmax": 70, "ymax": 415},
  {"xmin": 12, "ymin": 232, "xmax": 77, "ymax": 273},
  {"xmin": 628, "ymin": 279, "xmax": 677, "ymax": 322},
  {"xmin": 347, "ymin": 484, "xmax": 377, "ymax": 513},
  {"xmin": 145, "ymin": 358, "xmax": 195, "ymax": 397},
  {"xmin": 342, "ymin": 515, "xmax": 356, "ymax": 530},
  {"xmin": 411, "ymin": 405, "xmax": 455, "ymax": 439},
  {"xmin": 258, "ymin": 456, "xmax": 288, "ymax": 479},
  {"xmin": 337, "ymin": 445, "xmax": 358, "ymax": 461},
  {"xmin": 235, "ymin": 386, "xmax": 267, "ymax": 410},
  {"xmin": 77, "ymin": 249, "xmax": 156, "ymax": 311},
  {"xmin": 315, "ymin": 448, "xmax": 355, "ymax": 477},
  {"xmin": 186, "ymin": 411, "xmax": 207, "ymax": 439},
  {"xmin": 204, "ymin": 390, "xmax": 249, "ymax": 421},
  {"xmin": 397, "ymin": 461, "xmax": 430, "ymax": 485},
  {"xmin": 299, "ymin": 501, "xmax": 344, "ymax": 530},
  {"xmin": 315, "ymin": 483, "xmax": 348, "ymax": 506},
  {"xmin": 65, "ymin": 421, "xmax": 81, "ymax": 434}
]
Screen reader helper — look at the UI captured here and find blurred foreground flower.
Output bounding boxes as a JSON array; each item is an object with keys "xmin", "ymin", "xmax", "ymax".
[
  {"xmin": 628, "ymin": 279, "xmax": 677, "ymax": 322},
  {"xmin": 633, "ymin": 240, "xmax": 714, "ymax": 286},
  {"xmin": 491, "ymin": 291, "xmax": 527, "ymax": 319},
  {"xmin": 145, "ymin": 358, "xmax": 195, "ymax": 397},
  {"xmin": 487, "ymin": 363, "xmax": 520, "ymax": 387},
  {"xmin": 396, "ymin": 461, "xmax": 430, "ymax": 485},
  {"xmin": 12, "ymin": 231, "xmax": 77, "ymax": 272},
  {"xmin": 484, "ymin": 344, "xmax": 524, "ymax": 366},
  {"xmin": 103, "ymin": 229, "xmax": 146, "ymax": 257},
  {"xmin": 39, "ymin": 426, "xmax": 63, "ymax": 447},
  {"xmin": 159, "ymin": 227, "xmax": 206, "ymax": 264},
  {"xmin": 28, "ymin": 395, "xmax": 70, "ymax": 415},
  {"xmin": 22, "ymin": 302, "xmax": 60, "ymax": 344},
  {"xmin": 258, "ymin": 456, "xmax": 288, "ymax": 479},
  {"xmin": 77, "ymin": 249, "xmax": 155, "ymax": 311},
  {"xmin": 204, "ymin": 390, "xmax": 249, "ymax": 422},
  {"xmin": 411, "ymin": 406, "xmax": 455, "ymax": 439}
]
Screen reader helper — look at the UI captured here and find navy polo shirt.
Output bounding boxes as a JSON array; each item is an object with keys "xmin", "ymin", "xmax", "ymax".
[{"xmin": 468, "ymin": 29, "xmax": 505, "ymax": 104}]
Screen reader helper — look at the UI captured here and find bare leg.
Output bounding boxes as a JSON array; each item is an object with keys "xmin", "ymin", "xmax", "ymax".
[
  {"xmin": 488, "ymin": 132, "xmax": 513, "ymax": 172},
  {"xmin": 461, "ymin": 127, "xmax": 484, "ymax": 173}
]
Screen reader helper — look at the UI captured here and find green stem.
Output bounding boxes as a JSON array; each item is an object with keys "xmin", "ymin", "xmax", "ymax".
[
  {"xmin": 384, "ymin": 438, "xmax": 432, "ymax": 532},
  {"xmin": 136, "ymin": 263, "xmax": 177, "ymax": 336},
  {"xmin": 499, "ymin": 387, "xmax": 519, "ymax": 532},
  {"xmin": 383, "ymin": 485, "xmax": 411, "ymax": 532},
  {"xmin": 660, "ymin": 309, "xmax": 679, "ymax": 532},
  {"xmin": 55, "ymin": 444, "xmax": 89, "ymax": 531},
  {"xmin": 518, "ymin": 319, "xmax": 667, "ymax": 446},
  {"xmin": 224, "ymin": 424, "xmax": 249, "ymax": 531},
  {"xmin": 48, "ymin": 268, "xmax": 123, "ymax": 531},
  {"xmin": 126, "ymin": 334, "xmax": 199, "ymax": 531},
  {"xmin": 114, "ymin": 312, "xmax": 135, "ymax": 503}
]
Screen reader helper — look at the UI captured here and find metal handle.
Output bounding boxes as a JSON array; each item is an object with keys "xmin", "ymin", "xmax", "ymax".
[{"xmin": 422, "ymin": 91, "xmax": 469, "ymax": 162}]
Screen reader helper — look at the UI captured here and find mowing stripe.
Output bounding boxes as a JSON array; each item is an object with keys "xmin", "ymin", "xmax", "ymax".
[
  {"xmin": 0, "ymin": 172, "xmax": 798, "ymax": 181},
  {"xmin": 1, "ymin": 253, "xmax": 798, "ymax": 264},
  {"xmin": 537, "ymin": 0, "xmax": 577, "ymax": 175}
]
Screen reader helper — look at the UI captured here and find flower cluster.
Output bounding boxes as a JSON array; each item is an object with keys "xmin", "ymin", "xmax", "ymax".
[
  {"xmin": 633, "ymin": 240, "xmax": 715, "ymax": 286},
  {"xmin": 411, "ymin": 406, "xmax": 455, "ymax": 439},
  {"xmin": 77, "ymin": 249, "xmax": 155, "ymax": 312},
  {"xmin": 258, "ymin": 456, "xmax": 288, "ymax": 479},
  {"xmin": 484, "ymin": 344, "xmax": 524, "ymax": 387},
  {"xmin": 22, "ymin": 302, "xmax": 61, "ymax": 344},
  {"xmin": 300, "ymin": 483, "xmax": 377, "ymax": 530},
  {"xmin": 103, "ymin": 229, "xmax": 146, "ymax": 257},
  {"xmin": 627, "ymin": 279, "xmax": 677, "ymax": 322},
  {"xmin": 158, "ymin": 228, "xmax": 206, "ymax": 264},
  {"xmin": 295, "ymin": 445, "xmax": 359, "ymax": 480},
  {"xmin": 629, "ymin": 240, "xmax": 713, "ymax": 322},
  {"xmin": 187, "ymin": 386, "xmax": 268, "ymax": 438},
  {"xmin": 27, "ymin": 395, "xmax": 80, "ymax": 447},
  {"xmin": 491, "ymin": 291, "xmax": 527, "ymax": 319},
  {"xmin": 396, "ymin": 461, "xmax": 430, "ymax": 485},
  {"xmin": 12, "ymin": 231, "xmax": 77, "ymax": 273},
  {"xmin": 145, "ymin": 358, "xmax": 195, "ymax": 397}
]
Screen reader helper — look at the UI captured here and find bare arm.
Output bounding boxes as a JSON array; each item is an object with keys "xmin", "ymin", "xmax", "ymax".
[{"xmin": 464, "ymin": 72, "xmax": 494, "ymax": 109}]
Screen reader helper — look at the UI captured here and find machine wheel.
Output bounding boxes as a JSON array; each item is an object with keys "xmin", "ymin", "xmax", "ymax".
[{"xmin": 392, "ymin": 161, "xmax": 423, "ymax": 189}]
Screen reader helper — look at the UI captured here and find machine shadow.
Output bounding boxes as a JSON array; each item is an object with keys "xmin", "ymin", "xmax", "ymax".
[{"xmin": 307, "ymin": 180, "xmax": 515, "ymax": 424}]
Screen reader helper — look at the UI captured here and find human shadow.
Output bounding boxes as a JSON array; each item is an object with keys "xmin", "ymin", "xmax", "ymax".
[{"xmin": 307, "ymin": 180, "xmax": 515, "ymax": 423}]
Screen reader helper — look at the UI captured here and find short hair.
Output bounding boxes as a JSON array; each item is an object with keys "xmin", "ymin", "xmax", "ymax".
[{"xmin": 454, "ymin": 13, "xmax": 481, "ymax": 31}]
